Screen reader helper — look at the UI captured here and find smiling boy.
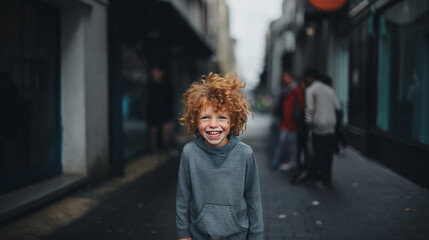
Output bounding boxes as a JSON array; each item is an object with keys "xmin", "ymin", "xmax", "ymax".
[
  {"xmin": 198, "ymin": 105, "xmax": 231, "ymax": 148},
  {"xmin": 176, "ymin": 73, "xmax": 263, "ymax": 240}
]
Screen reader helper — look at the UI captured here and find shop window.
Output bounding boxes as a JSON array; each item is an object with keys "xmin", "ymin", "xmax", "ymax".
[
  {"xmin": 121, "ymin": 44, "xmax": 150, "ymax": 160},
  {"xmin": 333, "ymin": 38, "xmax": 349, "ymax": 125},
  {"xmin": 349, "ymin": 20, "xmax": 370, "ymax": 129},
  {"xmin": 0, "ymin": 0, "xmax": 60, "ymax": 193},
  {"xmin": 377, "ymin": 0, "xmax": 429, "ymax": 145}
]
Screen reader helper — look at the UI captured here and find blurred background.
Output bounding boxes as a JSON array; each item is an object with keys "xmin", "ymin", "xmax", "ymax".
[{"xmin": 0, "ymin": 0, "xmax": 428, "ymax": 239}]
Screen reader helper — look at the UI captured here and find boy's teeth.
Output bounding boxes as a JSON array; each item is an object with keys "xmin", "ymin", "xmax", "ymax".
[{"xmin": 208, "ymin": 131, "xmax": 221, "ymax": 135}]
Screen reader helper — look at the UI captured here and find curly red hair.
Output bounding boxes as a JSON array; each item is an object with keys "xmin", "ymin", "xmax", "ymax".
[{"xmin": 179, "ymin": 72, "xmax": 253, "ymax": 136}]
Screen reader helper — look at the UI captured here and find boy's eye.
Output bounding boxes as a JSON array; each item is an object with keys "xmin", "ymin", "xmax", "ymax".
[
  {"xmin": 219, "ymin": 116, "xmax": 228, "ymax": 120},
  {"xmin": 201, "ymin": 116, "xmax": 209, "ymax": 120}
]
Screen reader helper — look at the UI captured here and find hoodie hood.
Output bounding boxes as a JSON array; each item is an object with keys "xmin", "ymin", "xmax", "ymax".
[{"xmin": 194, "ymin": 135, "xmax": 240, "ymax": 168}]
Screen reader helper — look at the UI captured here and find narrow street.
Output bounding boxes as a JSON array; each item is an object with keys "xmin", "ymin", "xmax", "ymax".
[
  {"xmin": 2, "ymin": 114, "xmax": 429, "ymax": 240},
  {"xmin": 2, "ymin": 1, "xmax": 429, "ymax": 240}
]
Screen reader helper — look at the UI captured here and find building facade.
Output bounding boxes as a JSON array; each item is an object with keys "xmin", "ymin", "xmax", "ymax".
[
  {"xmin": 206, "ymin": 0, "xmax": 237, "ymax": 74},
  {"xmin": 262, "ymin": 0, "xmax": 429, "ymax": 188},
  {"xmin": 108, "ymin": 0, "xmax": 235, "ymax": 170},
  {"xmin": 1, "ymin": 0, "xmax": 235, "ymax": 222},
  {"xmin": 0, "ymin": 0, "xmax": 109, "ymax": 222}
]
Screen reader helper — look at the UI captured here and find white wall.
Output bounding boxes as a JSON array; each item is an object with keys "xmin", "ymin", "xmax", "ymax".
[
  {"xmin": 82, "ymin": 0, "xmax": 109, "ymax": 179},
  {"xmin": 59, "ymin": 0, "xmax": 109, "ymax": 178},
  {"xmin": 60, "ymin": 2, "xmax": 88, "ymax": 175}
]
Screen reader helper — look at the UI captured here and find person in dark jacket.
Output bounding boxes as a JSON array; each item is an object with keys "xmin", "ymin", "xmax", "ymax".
[
  {"xmin": 290, "ymin": 78, "xmax": 310, "ymax": 183},
  {"xmin": 142, "ymin": 66, "xmax": 175, "ymax": 160}
]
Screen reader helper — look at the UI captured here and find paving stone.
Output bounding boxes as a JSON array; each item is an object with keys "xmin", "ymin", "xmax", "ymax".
[{"xmin": 294, "ymin": 232, "xmax": 321, "ymax": 238}]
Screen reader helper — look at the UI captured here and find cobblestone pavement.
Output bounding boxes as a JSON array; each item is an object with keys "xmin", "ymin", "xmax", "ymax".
[{"xmin": 1, "ymin": 114, "xmax": 429, "ymax": 240}]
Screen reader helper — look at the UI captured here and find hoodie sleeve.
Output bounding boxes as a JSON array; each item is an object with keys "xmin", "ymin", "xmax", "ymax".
[
  {"xmin": 176, "ymin": 148, "xmax": 192, "ymax": 239},
  {"xmin": 244, "ymin": 152, "xmax": 264, "ymax": 240}
]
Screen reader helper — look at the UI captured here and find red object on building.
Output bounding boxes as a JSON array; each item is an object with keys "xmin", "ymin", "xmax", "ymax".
[{"xmin": 309, "ymin": 0, "xmax": 347, "ymax": 12}]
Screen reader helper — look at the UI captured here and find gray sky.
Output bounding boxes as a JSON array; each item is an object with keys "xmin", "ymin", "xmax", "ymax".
[{"xmin": 227, "ymin": 0, "xmax": 283, "ymax": 89}]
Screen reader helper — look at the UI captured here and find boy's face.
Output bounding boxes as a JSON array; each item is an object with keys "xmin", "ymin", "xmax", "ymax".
[{"xmin": 198, "ymin": 105, "xmax": 231, "ymax": 148}]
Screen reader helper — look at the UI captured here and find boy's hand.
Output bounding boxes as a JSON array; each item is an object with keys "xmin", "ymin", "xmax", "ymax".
[{"xmin": 178, "ymin": 238, "xmax": 192, "ymax": 240}]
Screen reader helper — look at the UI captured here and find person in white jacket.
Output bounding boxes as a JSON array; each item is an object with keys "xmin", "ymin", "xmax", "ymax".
[{"xmin": 304, "ymin": 69, "xmax": 341, "ymax": 183}]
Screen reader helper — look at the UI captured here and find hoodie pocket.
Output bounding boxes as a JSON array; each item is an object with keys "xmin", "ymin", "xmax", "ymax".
[{"xmin": 193, "ymin": 203, "xmax": 246, "ymax": 239}]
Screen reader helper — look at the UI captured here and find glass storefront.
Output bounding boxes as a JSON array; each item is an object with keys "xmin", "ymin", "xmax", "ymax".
[
  {"xmin": 333, "ymin": 37, "xmax": 349, "ymax": 124},
  {"xmin": 121, "ymin": 45, "xmax": 150, "ymax": 161},
  {"xmin": 349, "ymin": 20, "xmax": 370, "ymax": 129},
  {"xmin": 377, "ymin": 0, "xmax": 429, "ymax": 145},
  {"xmin": 0, "ymin": 0, "xmax": 61, "ymax": 194}
]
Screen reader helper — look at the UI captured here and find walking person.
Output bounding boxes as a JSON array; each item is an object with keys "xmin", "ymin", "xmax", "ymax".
[
  {"xmin": 290, "ymin": 78, "xmax": 310, "ymax": 183},
  {"xmin": 304, "ymin": 69, "xmax": 341, "ymax": 183},
  {"xmin": 270, "ymin": 71, "xmax": 305, "ymax": 171},
  {"xmin": 321, "ymin": 75, "xmax": 348, "ymax": 155},
  {"xmin": 142, "ymin": 65, "xmax": 175, "ymax": 161}
]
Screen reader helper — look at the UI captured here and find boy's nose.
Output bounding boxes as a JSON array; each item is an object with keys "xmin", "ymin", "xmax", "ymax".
[{"xmin": 209, "ymin": 119, "xmax": 218, "ymax": 127}]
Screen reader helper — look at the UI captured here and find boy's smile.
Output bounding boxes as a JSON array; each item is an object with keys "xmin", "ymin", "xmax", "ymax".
[{"xmin": 198, "ymin": 105, "xmax": 231, "ymax": 148}]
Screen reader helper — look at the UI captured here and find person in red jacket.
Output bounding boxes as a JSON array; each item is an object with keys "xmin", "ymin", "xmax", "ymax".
[{"xmin": 271, "ymin": 71, "xmax": 305, "ymax": 171}]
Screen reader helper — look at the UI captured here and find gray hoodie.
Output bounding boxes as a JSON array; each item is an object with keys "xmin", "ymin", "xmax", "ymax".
[{"xmin": 176, "ymin": 136, "xmax": 263, "ymax": 240}]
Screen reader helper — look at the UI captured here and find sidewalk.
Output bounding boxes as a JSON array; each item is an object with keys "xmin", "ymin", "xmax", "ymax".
[
  {"xmin": 244, "ymin": 114, "xmax": 429, "ymax": 240},
  {"xmin": 0, "ymin": 152, "xmax": 178, "ymax": 240},
  {"xmin": 1, "ymin": 114, "xmax": 428, "ymax": 240}
]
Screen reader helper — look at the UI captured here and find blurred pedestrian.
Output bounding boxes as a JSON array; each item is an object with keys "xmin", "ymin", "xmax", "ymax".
[
  {"xmin": 177, "ymin": 73, "xmax": 263, "ymax": 240},
  {"xmin": 321, "ymin": 75, "xmax": 348, "ymax": 155},
  {"xmin": 270, "ymin": 71, "xmax": 305, "ymax": 171},
  {"xmin": 290, "ymin": 78, "xmax": 310, "ymax": 183},
  {"xmin": 305, "ymin": 69, "xmax": 341, "ymax": 183},
  {"xmin": 142, "ymin": 65, "xmax": 176, "ymax": 161}
]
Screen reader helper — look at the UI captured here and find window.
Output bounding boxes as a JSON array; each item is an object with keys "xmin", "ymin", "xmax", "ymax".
[
  {"xmin": 349, "ymin": 20, "xmax": 370, "ymax": 129},
  {"xmin": 333, "ymin": 37, "xmax": 349, "ymax": 124},
  {"xmin": 121, "ymin": 44, "xmax": 150, "ymax": 160},
  {"xmin": 377, "ymin": 0, "xmax": 429, "ymax": 145},
  {"xmin": 0, "ymin": 0, "xmax": 60, "ymax": 193}
]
